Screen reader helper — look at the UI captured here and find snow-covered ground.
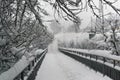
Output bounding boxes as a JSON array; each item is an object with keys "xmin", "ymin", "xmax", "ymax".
[{"xmin": 35, "ymin": 39, "xmax": 112, "ymax": 80}]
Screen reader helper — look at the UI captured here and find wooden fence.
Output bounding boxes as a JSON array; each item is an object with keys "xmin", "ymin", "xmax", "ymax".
[{"xmin": 59, "ymin": 47, "xmax": 120, "ymax": 80}]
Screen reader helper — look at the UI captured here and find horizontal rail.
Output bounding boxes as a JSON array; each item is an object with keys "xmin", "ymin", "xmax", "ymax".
[
  {"xmin": 26, "ymin": 49, "xmax": 47, "ymax": 80},
  {"xmin": 59, "ymin": 47, "xmax": 120, "ymax": 67},
  {"xmin": 59, "ymin": 47, "xmax": 120, "ymax": 80},
  {"xmin": 0, "ymin": 48, "xmax": 48, "ymax": 80}
]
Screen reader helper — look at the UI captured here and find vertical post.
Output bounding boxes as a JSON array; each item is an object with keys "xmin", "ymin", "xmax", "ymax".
[
  {"xmin": 32, "ymin": 60, "xmax": 34, "ymax": 66},
  {"xmin": 96, "ymin": 56, "xmax": 98, "ymax": 61},
  {"xmin": 102, "ymin": 57, "xmax": 105, "ymax": 76},
  {"xmin": 28, "ymin": 64, "xmax": 31, "ymax": 71},
  {"xmin": 113, "ymin": 60, "xmax": 116, "ymax": 67},
  {"xmin": 81, "ymin": 53, "xmax": 83, "ymax": 56},
  {"xmin": 21, "ymin": 71, "xmax": 24, "ymax": 80},
  {"xmin": 35, "ymin": 57, "xmax": 37, "ymax": 62},
  {"xmin": 103, "ymin": 57, "xmax": 106, "ymax": 63},
  {"xmin": 85, "ymin": 54, "xmax": 87, "ymax": 57},
  {"xmin": 103, "ymin": 64, "xmax": 105, "ymax": 76},
  {"xmin": 90, "ymin": 55, "xmax": 91, "ymax": 59}
]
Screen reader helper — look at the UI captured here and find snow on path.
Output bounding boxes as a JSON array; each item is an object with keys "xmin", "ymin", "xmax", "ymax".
[{"xmin": 35, "ymin": 39, "xmax": 112, "ymax": 80}]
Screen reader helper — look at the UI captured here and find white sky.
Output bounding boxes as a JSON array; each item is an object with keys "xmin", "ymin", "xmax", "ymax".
[{"xmin": 40, "ymin": 0, "xmax": 120, "ymax": 31}]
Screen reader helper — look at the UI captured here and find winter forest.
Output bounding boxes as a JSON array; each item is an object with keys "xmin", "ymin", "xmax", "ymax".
[{"xmin": 0, "ymin": 0, "xmax": 120, "ymax": 80}]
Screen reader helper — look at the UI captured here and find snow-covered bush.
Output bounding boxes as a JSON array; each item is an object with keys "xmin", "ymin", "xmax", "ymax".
[
  {"xmin": 57, "ymin": 33, "xmax": 109, "ymax": 50},
  {"xmin": 57, "ymin": 33, "xmax": 88, "ymax": 48}
]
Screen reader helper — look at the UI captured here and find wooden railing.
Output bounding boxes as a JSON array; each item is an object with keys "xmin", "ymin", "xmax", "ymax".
[
  {"xmin": 59, "ymin": 47, "xmax": 120, "ymax": 80},
  {"xmin": 0, "ymin": 49, "xmax": 47, "ymax": 80}
]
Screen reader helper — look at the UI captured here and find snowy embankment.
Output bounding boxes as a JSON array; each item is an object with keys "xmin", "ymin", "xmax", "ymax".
[{"xmin": 0, "ymin": 49, "xmax": 44, "ymax": 80}]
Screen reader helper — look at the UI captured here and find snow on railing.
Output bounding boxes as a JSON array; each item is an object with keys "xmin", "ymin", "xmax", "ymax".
[
  {"xmin": 59, "ymin": 47, "xmax": 120, "ymax": 80},
  {"xmin": 59, "ymin": 47, "xmax": 120, "ymax": 67},
  {"xmin": 0, "ymin": 48, "xmax": 48, "ymax": 80}
]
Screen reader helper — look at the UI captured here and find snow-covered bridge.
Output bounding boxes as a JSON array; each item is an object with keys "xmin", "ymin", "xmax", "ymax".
[
  {"xmin": 1, "ymin": 37, "xmax": 120, "ymax": 80},
  {"xmin": 34, "ymin": 41, "xmax": 111, "ymax": 80}
]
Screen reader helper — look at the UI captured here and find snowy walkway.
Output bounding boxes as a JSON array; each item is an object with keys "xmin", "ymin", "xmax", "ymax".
[{"xmin": 35, "ymin": 40, "xmax": 112, "ymax": 80}]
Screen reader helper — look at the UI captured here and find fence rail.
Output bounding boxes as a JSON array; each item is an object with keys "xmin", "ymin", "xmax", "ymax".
[
  {"xmin": 0, "ymin": 48, "xmax": 47, "ymax": 80},
  {"xmin": 59, "ymin": 47, "xmax": 120, "ymax": 80}
]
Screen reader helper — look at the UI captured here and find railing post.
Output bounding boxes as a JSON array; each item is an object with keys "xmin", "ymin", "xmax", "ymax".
[
  {"xmin": 90, "ymin": 55, "xmax": 91, "ymax": 59},
  {"xmin": 96, "ymin": 56, "xmax": 98, "ymax": 61},
  {"xmin": 28, "ymin": 64, "xmax": 31, "ymax": 71},
  {"xmin": 21, "ymin": 71, "xmax": 24, "ymax": 80},
  {"xmin": 32, "ymin": 60, "xmax": 35, "ymax": 66},
  {"xmin": 113, "ymin": 60, "xmax": 116, "ymax": 67},
  {"xmin": 102, "ymin": 64, "xmax": 105, "ymax": 76},
  {"xmin": 35, "ymin": 57, "xmax": 37, "ymax": 62},
  {"xmin": 85, "ymin": 54, "xmax": 87, "ymax": 57},
  {"xmin": 81, "ymin": 53, "xmax": 83, "ymax": 56},
  {"xmin": 103, "ymin": 57, "xmax": 106, "ymax": 63},
  {"xmin": 103, "ymin": 57, "xmax": 106, "ymax": 76}
]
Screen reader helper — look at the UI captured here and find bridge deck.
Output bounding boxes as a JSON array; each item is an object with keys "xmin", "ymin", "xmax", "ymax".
[{"xmin": 35, "ymin": 50, "xmax": 111, "ymax": 80}]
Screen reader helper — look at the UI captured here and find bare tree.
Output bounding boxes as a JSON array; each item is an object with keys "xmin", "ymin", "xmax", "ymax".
[
  {"xmin": 0, "ymin": 0, "xmax": 53, "ymax": 70},
  {"xmin": 107, "ymin": 15, "xmax": 120, "ymax": 55},
  {"xmin": 49, "ymin": 0, "xmax": 120, "ymax": 28}
]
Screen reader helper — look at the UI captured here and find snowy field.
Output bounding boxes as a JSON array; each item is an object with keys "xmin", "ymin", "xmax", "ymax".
[{"xmin": 35, "ymin": 39, "xmax": 112, "ymax": 80}]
